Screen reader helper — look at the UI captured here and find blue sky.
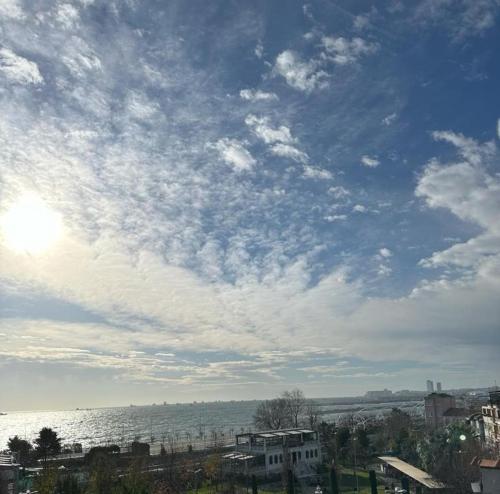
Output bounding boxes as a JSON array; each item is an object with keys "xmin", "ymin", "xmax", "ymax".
[{"xmin": 0, "ymin": 0, "xmax": 499, "ymax": 410}]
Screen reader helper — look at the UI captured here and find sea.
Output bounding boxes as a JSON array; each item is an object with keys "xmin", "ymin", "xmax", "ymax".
[{"xmin": 0, "ymin": 398, "xmax": 423, "ymax": 454}]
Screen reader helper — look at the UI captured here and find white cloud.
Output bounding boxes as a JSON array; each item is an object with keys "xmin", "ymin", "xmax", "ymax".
[
  {"xmin": 254, "ymin": 42, "xmax": 263, "ymax": 59},
  {"xmin": 361, "ymin": 155, "xmax": 380, "ymax": 168},
  {"xmin": 0, "ymin": 0, "xmax": 24, "ymax": 19},
  {"xmin": 328, "ymin": 186, "xmax": 350, "ymax": 199},
  {"xmin": 379, "ymin": 248, "xmax": 393, "ymax": 258},
  {"xmin": 245, "ymin": 114, "xmax": 295, "ymax": 144},
  {"xmin": 126, "ymin": 91, "xmax": 160, "ymax": 120},
  {"xmin": 353, "ymin": 204, "xmax": 367, "ymax": 213},
  {"xmin": 382, "ymin": 112, "xmax": 397, "ymax": 125},
  {"xmin": 321, "ymin": 36, "xmax": 379, "ymax": 65},
  {"xmin": 239, "ymin": 89, "xmax": 278, "ymax": 102},
  {"xmin": 271, "ymin": 143, "xmax": 308, "ymax": 163},
  {"xmin": 0, "ymin": 48, "xmax": 43, "ymax": 85},
  {"xmin": 325, "ymin": 214, "xmax": 347, "ymax": 222},
  {"xmin": 62, "ymin": 37, "xmax": 102, "ymax": 77},
  {"xmin": 273, "ymin": 50, "xmax": 328, "ymax": 92},
  {"xmin": 303, "ymin": 165, "xmax": 333, "ymax": 180},
  {"xmin": 414, "ymin": 0, "xmax": 500, "ymax": 41},
  {"xmin": 417, "ymin": 130, "xmax": 500, "ymax": 274},
  {"xmin": 432, "ymin": 130, "xmax": 495, "ymax": 166},
  {"xmin": 353, "ymin": 14, "xmax": 371, "ymax": 30},
  {"xmin": 212, "ymin": 138, "xmax": 256, "ymax": 171},
  {"xmin": 56, "ymin": 3, "xmax": 80, "ymax": 29}
]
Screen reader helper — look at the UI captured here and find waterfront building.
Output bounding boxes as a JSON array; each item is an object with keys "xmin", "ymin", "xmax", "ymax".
[
  {"xmin": 436, "ymin": 382, "xmax": 442, "ymax": 392},
  {"xmin": 426, "ymin": 380, "xmax": 434, "ymax": 393},
  {"xmin": 223, "ymin": 428, "xmax": 321, "ymax": 478},
  {"xmin": 481, "ymin": 391, "xmax": 500, "ymax": 450},
  {"xmin": 365, "ymin": 389, "xmax": 393, "ymax": 400}
]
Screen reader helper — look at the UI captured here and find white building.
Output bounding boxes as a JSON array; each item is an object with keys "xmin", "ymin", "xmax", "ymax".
[
  {"xmin": 482, "ymin": 391, "xmax": 500, "ymax": 450},
  {"xmin": 224, "ymin": 428, "xmax": 321, "ymax": 478},
  {"xmin": 426, "ymin": 380, "xmax": 434, "ymax": 393}
]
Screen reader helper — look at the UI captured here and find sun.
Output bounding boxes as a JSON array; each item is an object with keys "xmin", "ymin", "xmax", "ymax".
[{"xmin": 0, "ymin": 194, "xmax": 63, "ymax": 255}]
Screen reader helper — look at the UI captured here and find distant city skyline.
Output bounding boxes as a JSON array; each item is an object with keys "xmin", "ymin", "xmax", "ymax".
[{"xmin": 1, "ymin": 0, "xmax": 499, "ymax": 411}]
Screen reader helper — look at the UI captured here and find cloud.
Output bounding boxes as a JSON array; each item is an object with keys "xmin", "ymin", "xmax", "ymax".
[
  {"xmin": 353, "ymin": 14, "xmax": 371, "ymax": 30},
  {"xmin": 328, "ymin": 186, "xmax": 350, "ymax": 199},
  {"xmin": 303, "ymin": 165, "xmax": 333, "ymax": 180},
  {"xmin": 360, "ymin": 155, "xmax": 380, "ymax": 168},
  {"xmin": 432, "ymin": 130, "xmax": 495, "ymax": 166},
  {"xmin": 245, "ymin": 114, "xmax": 295, "ymax": 144},
  {"xmin": 0, "ymin": 0, "xmax": 24, "ymax": 19},
  {"xmin": 382, "ymin": 112, "xmax": 397, "ymax": 125},
  {"xmin": 416, "ymin": 130, "xmax": 500, "ymax": 275},
  {"xmin": 212, "ymin": 138, "xmax": 256, "ymax": 171},
  {"xmin": 321, "ymin": 36, "xmax": 379, "ymax": 65},
  {"xmin": 245, "ymin": 114, "xmax": 314, "ymax": 165},
  {"xmin": 325, "ymin": 214, "xmax": 347, "ymax": 222},
  {"xmin": 254, "ymin": 42, "xmax": 263, "ymax": 59},
  {"xmin": 0, "ymin": 48, "xmax": 43, "ymax": 85},
  {"xmin": 239, "ymin": 89, "xmax": 278, "ymax": 102},
  {"xmin": 379, "ymin": 248, "xmax": 393, "ymax": 258},
  {"xmin": 414, "ymin": 0, "xmax": 500, "ymax": 41},
  {"xmin": 273, "ymin": 50, "xmax": 328, "ymax": 92},
  {"xmin": 56, "ymin": 3, "xmax": 80, "ymax": 29},
  {"xmin": 271, "ymin": 143, "xmax": 308, "ymax": 163},
  {"xmin": 353, "ymin": 204, "xmax": 367, "ymax": 213}
]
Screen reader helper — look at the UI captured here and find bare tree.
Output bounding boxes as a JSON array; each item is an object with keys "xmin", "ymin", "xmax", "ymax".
[
  {"xmin": 254, "ymin": 398, "xmax": 290, "ymax": 429},
  {"xmin": 282, "ymin": 389, "xmax": 306, "ymax": 428},
  {"xmin": 304, "ymin": 401, "xmax": 319, "ymax": 430}
]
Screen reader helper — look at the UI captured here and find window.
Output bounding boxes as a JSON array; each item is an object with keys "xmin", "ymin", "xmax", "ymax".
[
  {"xmin": 310, "ymin": 450, "xmax": 314, "ymax": 457},
  {"xmin": 306, "ymin": 450, "xmax": 309, "ymax": 459},
  {"xmin": 314, "ymin": 449, "xmax": 318, "ymax": 457},
  {"xmin": 269, "ymin": 455, "xmax": 273, "ymax": 465},
  {"xmin": 298, "ymin": 451, "xmax": 302, "ymax": 460},
  {"xmin": 274, "ymin": 454, "xmax": 278, "ymax": 464},
  {"xmin": 279, "ymin": 454, "xmax": 283, "ymax": 463}
]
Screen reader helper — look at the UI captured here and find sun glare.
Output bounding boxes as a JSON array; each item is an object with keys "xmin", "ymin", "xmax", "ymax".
[{"xmin": 0, "ymin": 194, "xmax": 63, "ymax": 255}]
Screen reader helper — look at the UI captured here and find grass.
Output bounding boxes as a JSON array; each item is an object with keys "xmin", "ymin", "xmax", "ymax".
[{"xmin": 337, "ymin": 467, "xmax": 385, "ymax": 494}]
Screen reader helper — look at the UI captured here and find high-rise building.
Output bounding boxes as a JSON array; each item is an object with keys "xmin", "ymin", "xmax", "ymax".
[
  {"xmin": 436, "ymin": 382, "xmax": 442, "ymax": 392},
  {"xmin": 426, "ymin": 380, "xmax": 434, "ymax": 393}
]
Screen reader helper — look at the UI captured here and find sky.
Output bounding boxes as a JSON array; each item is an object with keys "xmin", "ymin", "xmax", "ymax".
[{"xmin": 0, "ymin": 0, "xmax": 499, "ymax": 411}]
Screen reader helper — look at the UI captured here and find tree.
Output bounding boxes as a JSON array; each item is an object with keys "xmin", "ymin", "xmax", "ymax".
[
  {"xmin": 282, "ymin": 389, "xmax": 306, "ymax": 428},
  {"xmin": 335, "ymin": 427, "xmax": 351, "ymax": 462},
  {"xmin": 304, "ymin": 401, "xmax": 320, "ymax": 430},
  {"xmin": 254, "ymin": 398, "xmax": 290, "ymax": 429},
  {"xmin": 34, "ymin": 427, "xmax": 61, "ymax": 463},
  {"xmin": 417, "ymin": 423, "xmax": 482, "ymax": 494},
  {"xmin": 7, "ymin": 435, "xmax": 32, "ymax": 465},
  {"xmin": 34, "ymin": 467, "xmax": 58, "ymax": 494}
]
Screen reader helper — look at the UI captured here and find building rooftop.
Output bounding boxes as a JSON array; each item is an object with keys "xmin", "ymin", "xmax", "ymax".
[
  {"xmin": 425, "ymin": 392, "xmax": 453, "ymax": 399},
  {"xmin": 236, "ymin": 428, "xmax": 315, "ymax": 439},
  {"xmin": 471, "ymin": 457, "xmax": 500, "ymax": 470},
  {"xmin": 378, "ymin": 456, "xmax": 446, "ymax": 489},
  {"xmin": 0, "ymin": 454, "xmax": 19, "ymax": 467}
]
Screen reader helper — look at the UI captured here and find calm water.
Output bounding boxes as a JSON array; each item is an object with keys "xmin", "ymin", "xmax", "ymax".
[{"xmin": 0, "ymin": 398, "xmax": 423, "ymax": 452}]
